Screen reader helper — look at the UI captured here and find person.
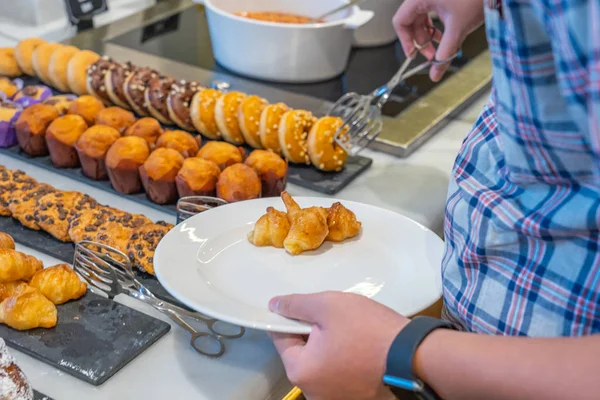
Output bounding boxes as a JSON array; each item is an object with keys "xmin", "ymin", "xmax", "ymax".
[{"xmin": 268, "ymin": 0, "xmax": 600, "ymax": 399}]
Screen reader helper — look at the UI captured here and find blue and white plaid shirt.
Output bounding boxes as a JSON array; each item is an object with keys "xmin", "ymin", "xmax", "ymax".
[{"xmin": 442, "ymin": 0, "xmax": 600, "ymax": 336}]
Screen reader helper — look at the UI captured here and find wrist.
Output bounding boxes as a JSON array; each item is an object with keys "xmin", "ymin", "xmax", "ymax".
[{"xmin": 413, "ymin": 328, "xmax": 452, "ymax": 383}]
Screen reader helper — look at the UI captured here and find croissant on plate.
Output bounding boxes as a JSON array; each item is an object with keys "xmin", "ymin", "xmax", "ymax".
[
  {"xmin": 326, "ymin": 202, "xmax": 362, "ymax": 243},
  {"xmin": 0, "ymin": 249, "xmax": 43, "ymax": 283},
  {"xmin": 247, "ymin": 207, "xmax": 290, "ymax": 248},
  {"xmin": 281, "ymin": 191, "xmax": 329, "ymax": 255},
  {"xmin": 0, "ymin": 289, "xmax": 57, "ymax": 330}
]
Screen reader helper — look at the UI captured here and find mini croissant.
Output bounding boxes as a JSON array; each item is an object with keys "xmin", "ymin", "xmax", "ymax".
[{"xmin": 0, "ymin": 249, "xmax": 43, "ymax": 283}]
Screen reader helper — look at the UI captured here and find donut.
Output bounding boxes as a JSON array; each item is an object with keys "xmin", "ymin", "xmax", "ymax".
[
  {"xmin": 278, "ymin": 110, "xmax": 315, "ymax": 165},
  {"xmin": 86, "ymin": 56, "xmax": 113, "ymax": 105},
  {"xmin": 238, "ymin": 95, "xmax": 268, "ymax": 149},
  {"xmin": 145, "ymin": 75, "xmax": 175, "ymax": 124},
  {"xmin": 259, "ymin": 103, "xmax": 289, "ymax": 155},
  {"xmin": 67, "ymin": 50, "xmax": 100, "ymax": 95},
  {"xmin": 190, "ymin": 88, "xmax": 222, "ymax": 140},
  {"xmin": 0, "ymin": 48, "xmax": 23, "ymax": 78},
  {"xmin": 215, "ymin": 91, "xmax": 247, "ymax": 145},
  {"xmin": 123, "ymin": 67, "xmax": 157, "ymax": 117},
  {"xmin": 307, "ymin": 116, "xmax": 349, "ymax": 172},
  {"xmin": 166, "ymin": 80, "xmax": 202, "ymax": 131},
  {"xmin": 105, "ymin": 61, "xmax": 135, "ymax": 110},
  {"xmin": 48, "ymin": 46, "xmax": 79, "ymax": 92},
  {"xmin": 32, "ymin": 43, "xmax": 63, "ymax": 84},
  {"xmin": 14, "ymin": 38, "xmax": 46, "ymax": 76}
]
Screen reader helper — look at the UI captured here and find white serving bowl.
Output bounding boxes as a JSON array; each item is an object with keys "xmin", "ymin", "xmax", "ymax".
[
  {"xmin": 193, "ymin": 0, "xmax": 373, "ymax": 83},
  {"xmin": 353, "ymin": 0, "xmax": 403, "ymax": 47}
]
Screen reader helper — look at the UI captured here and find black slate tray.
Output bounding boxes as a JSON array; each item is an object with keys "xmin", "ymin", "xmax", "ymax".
[
  {"xmin": 34, "ymin": 391, "xmax": 52, "ymax": 400},
  {"xmin": 0, "ymin": 216, "xmax": 186, "ymax": 309},
  {"xmin": 1, "ymin": 291, "xmax": 170, "ymax": 386}
]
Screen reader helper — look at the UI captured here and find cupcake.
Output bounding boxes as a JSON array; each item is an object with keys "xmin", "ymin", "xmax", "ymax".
[
  {"xmin": 12, "ymin": 85, "xmax": 52, "ymax": 107},
  {"xmin": 105, "ymin": 136, "xmax": 150, "ymax": 194},
  {"xmin": 67, "ymin": 95, "xmax": 105, "ymax": 126},
  {"xmin": 176, "ymin": 157, "xmax": 221, "ymax": 198},
  {"xmin": 244, "ymin": 150, "xmax": 288, "ymax": 197},
  {"xmin": 0, "ymin": 101, "xmax": 22, "ymax": 148},
  {"xmin": 124, "ymin": 117, "xmax": 164, "ymax": 146},
  {"xmin": 96, "ymin": 107, "xmax": 136, "ymax": 134},
  {"xmin": 196, "ymin": 141, "xmax": 245, "ymax": 170},
  {"xmin": 15, "ymin": 103, "xmax": 59, "ymax": 156},
  {"xmin": 75, "ymin": 125, "xmax": 121, "ymax": 180},
  {"xmin": 216, "ymin": 164, "xmax": 261, "ymax": 203},
  {"xmin": 43, "ymin": 95, "xmax": 77, "ymax": 115},
  {"xmin": 155, "ymin": 130, "xmax": 200, "ymax": 158},
  {"xmin": 139, "ymin": 148, "xmax": 185, "ymax": 204},
  {"xmin": 45, "ymin": 115, "xmax": 88, "ymax": 168}
]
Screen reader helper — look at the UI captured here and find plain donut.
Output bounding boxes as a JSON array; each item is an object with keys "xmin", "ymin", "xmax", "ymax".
[
  {"xmin": 14, "ymin": 38, "xmax": 46, "ymax": 76},
  {"xmin": 0, "ymin": 48, "xmax": 23, "ymax": 78}
]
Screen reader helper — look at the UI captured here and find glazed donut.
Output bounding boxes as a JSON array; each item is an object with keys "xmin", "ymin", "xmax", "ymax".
[
  {"xmin": 86, "ymin": 56, "xmax": 114, "ymax": 105},
  {"xmin": 278, "ymin": 110, "xmax": 315, "ymax": 165},
  {"xmin": 259, "ymin": 103, "xmax": 289, "ymax": 155},
  {"xmin": 32, "ymin": 43, "xmax": 63, "ymax": 84},
  {"xmin": 14, "ymin": 38, "xmax": 46, "ymax": 76},
  {"xmin": 190, "ymin": 88, "xmax": 222, "ymax": 140},
  {"xmin": 0, "ymin": 48, "xmax": 23, "ymax": 78},
  {"xmin": 307, "ymin": 116, "xmax": 349, "ymax": 172},
  {"xmin": 145, "ymin": 75, "xmax": 175, "ymax": 125},
  {"xmin": 215, "ymin": 91, "xmax": 247, "ymax": 145},
  {"xmin": 105, "ymin": 61, "xmax": 135, "ymax": 109},
  {"xmin": 0, "ymin": 77, "xmax": 20, "ymax": 98},
  {"xmin": 67, "ymin": 50, "xmax": 100, "ymax": 95},
  {"xmin": 123, "ymin": 67, "xmax": 156, "ymax": 116},
  {"xmin": 238, "ymin": 95, "xmax": 268, "ymax": 149},
  {"xmin": 166, "ymin": 80, "xmax": 202, "ymax": 131},
  {"xmin": 48, "ymin": 46, "xmax": 79, "ymax": 92}
]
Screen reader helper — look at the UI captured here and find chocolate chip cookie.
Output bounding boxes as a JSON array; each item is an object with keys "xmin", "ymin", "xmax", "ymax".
[
  {"xmin": 127, "ymin": 223, "xmax": 172, "ymax": 275},
  {"xmin": 68, "ymin": 205, "xmax": 120, "ymax": 244},
  {"xmin": 93, "ymin": 212, "xmax": 151, "ymax": 253},
  {"xmin": 34, "ymin": 191, "xmax": 98, "ymax": 242},
  {"xmin": 9, "ymin": 183, "xmax": 56, "ymax": 230},
  {"xmin": 0, "ymin": 169, "xmax": 37, "ymax": 216}
]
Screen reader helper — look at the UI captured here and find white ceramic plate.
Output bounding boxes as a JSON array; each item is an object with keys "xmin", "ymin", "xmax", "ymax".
[{"xmin": 154, "ymin": 197, "xmax": 444, "ymax": 334}]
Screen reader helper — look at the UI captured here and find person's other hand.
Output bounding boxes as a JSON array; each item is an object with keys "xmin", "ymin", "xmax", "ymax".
[
  {"xmin": 393, "ymin": 0, "xmax": 484, "ymax": 81},
  {"xmin": 269, "ymin": 292, "xmax": 409, "ymax": 400}
]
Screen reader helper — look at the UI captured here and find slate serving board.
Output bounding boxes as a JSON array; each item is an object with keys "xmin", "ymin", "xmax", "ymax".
[
  {"xmin": 33, "ymin": 390, "xmax": 53, "ymax": 400},
  {"xmin": 0, "ymin": 216, "xmax": 186, "ymax": 309},
  {"xmin": 1, "ymin": 291, "xmax": 170, "ymax": 386}
]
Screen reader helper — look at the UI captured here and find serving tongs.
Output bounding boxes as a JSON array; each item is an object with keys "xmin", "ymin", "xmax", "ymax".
[{"xmin": 73, "ymin": 241, "xmax": 245, "ymax": 358}]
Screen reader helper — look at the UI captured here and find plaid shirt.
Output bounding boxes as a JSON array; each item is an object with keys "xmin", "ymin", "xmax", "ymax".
[{"xmin": 441, "ymin": 0, "xmax": 600, "ymax": 336}]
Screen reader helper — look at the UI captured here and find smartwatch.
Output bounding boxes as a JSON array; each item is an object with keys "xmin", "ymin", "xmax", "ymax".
[{"xmin": 384, "ymin": 316, "xmax": 453, "ymax": 400}]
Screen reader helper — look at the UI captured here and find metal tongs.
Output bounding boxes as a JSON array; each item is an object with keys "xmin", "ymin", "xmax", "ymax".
[
  {"xmin": 73, "ymin": 241, "xmax": 245, "ymax": 358},
  {"xmin": 329, "ymin": 28, "xmax": 462, "ymax": 156}
]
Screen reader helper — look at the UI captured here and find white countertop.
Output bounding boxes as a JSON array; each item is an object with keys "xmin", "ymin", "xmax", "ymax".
[{"xmin": 0, "ymin": 91, "xmax": 489, "ymax": 399}]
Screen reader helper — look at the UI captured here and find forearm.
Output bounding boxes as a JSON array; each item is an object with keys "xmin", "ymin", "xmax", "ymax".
[{"xmin": 414, "ymin": 330, "xmax": 600, "ymax": 400}]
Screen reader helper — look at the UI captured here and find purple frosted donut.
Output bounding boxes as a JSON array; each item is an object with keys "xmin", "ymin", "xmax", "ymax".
[
  {"xmin": 0, "ymin": 101, "xmax": 23, "ymax": 148},
  {"xmin": 13, "ymin": 85, "xmax": 52, "ymax": 107}
]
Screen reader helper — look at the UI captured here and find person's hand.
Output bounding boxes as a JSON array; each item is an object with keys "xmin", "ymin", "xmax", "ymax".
[
  {"xmin": 393, "ymin": 0, "xmax": 485, "ymax": 81},
  {"xmin": 268, "ymin": 292, "xmax": 409, "ymax": 400}
]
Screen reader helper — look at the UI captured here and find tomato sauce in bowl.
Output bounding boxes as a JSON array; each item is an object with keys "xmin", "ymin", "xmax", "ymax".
[{"xmin": 235, "ymin": 11, "xmax": 323, "ymax": 24}]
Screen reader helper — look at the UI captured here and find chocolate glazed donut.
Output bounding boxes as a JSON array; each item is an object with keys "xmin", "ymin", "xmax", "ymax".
[
  {"xmin": 166, "ymin": 80, "xmax": 202, "ymax": 132},
  {"xmin": 123, "ymin": 67, "xmax": 157, "ymax": 117},
  {"xmin": 145, "ymin": 75, "xmax": 175, "ymax": 125},
  {"xmin": 86, "ymin": 56, "xmax": 114, "ymax": 106},
  {"xmin": 105, "ymin": 61, "xmax": 136, "ymax": 110}
]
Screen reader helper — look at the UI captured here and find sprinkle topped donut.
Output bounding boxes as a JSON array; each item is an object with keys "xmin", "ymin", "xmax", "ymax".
[
  {"xmin": 307, "ymin": 116, "xmax": 349, "ymax": 172},
  {"xmin": 239, "ymin": 95, "xmax": 268, "ymax": 149},
  {"xmin": 259, "ymin": 103, "xmax": 289, "ymax": 155},
  {"xmin": 190, "ymin": 88, "xmax": 222, "ymax": 140},
  {"xmin": 215, "ymin": 91, "xmax": 247, "ymax": 145},
  {"xmin": 278, "ymin": 110, "xmax": 316, "ymax": 165}
]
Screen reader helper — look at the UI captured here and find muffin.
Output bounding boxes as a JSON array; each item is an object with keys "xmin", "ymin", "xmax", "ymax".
[
  {"xmin": 176, "ymin": 157, "xmax": 221, "ymax": 198},
  {"xmin": 75, "ymin": 125, "xmax": 121, "ymax": 180},
  {"xmin": 68, "ymin": 95, "xmax": 105, "ymax": 126},
  {"xmin": 15, "ymin": 103, "xmax": 59, "ymax": 156},
  {"xmin": 0, "ymin": 101, "xmax": 22, "ymax": 148},
  {"xmin": 124, "ymin": 117, "xmax": 164, "ymax": 146},
  {"xmin": 197, "ymin": 141, "xmax": 245, "ymax": 170},
  {"xmin": 244, "ymin": 150, "xmax": 288, "ymax": 197},
  {"xmin": 139, "ymin": 148, "xmax": 185, "ymax": 204},
  {"xmin": 96, "ymin": 107, "xmax": 136, "ymax": 134},
  {"xmin": 155, "ymin": 130, "xmax": 200, "ymax": 158},
  {"xmin": 45, "ymin": 115, "xmax": 88, "ymax": 168},
  {"xmin": 217, "ymin": 164, "xmax": 262, "ymax": 203},
  {"xmin": 105, "ymin": 136, "xmax": 150, "ymax": 194}
]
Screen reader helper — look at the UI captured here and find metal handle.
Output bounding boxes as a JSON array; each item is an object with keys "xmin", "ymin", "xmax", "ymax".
[{"xmin": 164, "ymin": 310, "xmax": 226, "ymax": 358}]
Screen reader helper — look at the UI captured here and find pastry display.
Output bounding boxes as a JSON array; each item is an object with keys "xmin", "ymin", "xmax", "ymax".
[
  {"xmin": 123, "ymin": 67, "xmax": 156, "ymax": 116},
  {"xmin": 67, "ymin": 205, "xmax": 119, "ymax": 244},
  {"xmin": 326, "ymin": 202, "xmax": 362, "ymax": 242},
  {"xmin": 281, "ymin": 192, "xmax": 329, "ymax": 255},
  {"xmin": 197, "ymin": 141, "xmax": 245, "ymax": 170},
  {"xmin": 75, "ymin": 125, "xmax": 121, "ymax": 180},
  {"xmin": 14, "ymin": 103, "xmax": 59, "ymax": 156},
  {"xmin": 190, "ymin": 88, "xmax": 222, "ymax": 140},
  {"xmin": 124, "ymin": 117, "xmax": 163, "ymax": 146},
  {"xmin": 279, "ymin": 110, "xmax": 315, "ymax": 165},
  {"xmin": 29, "ymin": 264, "xmax": 87, "ymax": 305},
  {"xmin": 104, "ymin": 61, "xmax": 135, "ymax": 109},
  {"xmin": 0, "ymin": 289, "xmax": 57, "ymax": 330},
  {"xmin": 68, "ymin": 95, "xmax": 106, "ymax": 126},
  {"xmin": 0, "ymin": 337, "xmax": 34, "ymax": 399},
  {"xmin": 239, "ymin": 95, "xmax": 267, "ymax": 149},
  {"xmin": 0, "ymin": 48, "xmax": 23, "ymax": 78},
  {"xmin": 244, "ymin": 150, "xmax": 287, "ymax": 197},
  {"xmin": 34, "ymin": 191, "xmax": 98, "ymax": 242},
  {"xmin": 176, "ymin": 157, "xmax": 221, "ymax": 197},
  {"xmin": 146, "ymin": 75, "xmax": 175, "ymax": 124},
  {"xmin": 31, "ymin": 43, "xmax": 62, "ymax": 85},
  {"xmin": 215, "ymin": 91, "xmax": 247, "ymax": 145},
  {"xmin": 139, "ymin": 148, "xmax": 185, "ymax": 204},
  {"xmin": 127, "ymin": 223, "xmax": 171, "ymax": 275},
  {"xmin": 0, "ymin": 249, "xmax": 43, "ymax": 283},
  {"xmin": 217, "ymin": 164, "xmax": 262, "ymax": 203},
  {"xmin": 14, "ymin": 37, "xmax": 46, "ymax": 76},
  {"xmin": 9, "ymin": 183, "xmax": 56, "ymax": 230},
  {"xmin": 96, "ymin": 106, "xmax": 136, "ymax": 134},
  {"xmin": 166, "ymin": 80, "xmax": 201, "ymax": 131},
  {"xmin": 105, "ymin": 136, "xmax": 150, "ymax": 194},
  {"xmin": 155, "ymin": 129, "xmax": 200, "ymax": 158},
  {"xmin": 247, "ymin": 207, "xmax": 290, "ymax": 248},
  {"xmin": 67, "ymin": 50, "xmax": 100, "ymax": 95},
  {"xmin": 43, "ymin": 94, "xmax": 77, "ymax": 115},
  {"xmin": 48, "ymin": 46, "xmax": 79, "ymax": 93},
  {"xmin": 259, "ymin": 102, "xmax": 289, "ymax": 155},
  {"xmin": 0, "ymin": 232, "xmax": 15, "ymax": 249},
  {"xmin": 0, "ymin": 169, "xmax": 37, "ymax": 217},
  {"xmin": 0, "ymin": 282, "xmax": 32, "ymax": 300},
  {"xmin": 0, "ymin": 77, "xmax": 21, "ymax": 99},
  {"xmin": 0, "ymin": 101, "xmax": 22, "ymax": 148},
  {"xmin": 12, "ymin": 85, "xmax": 52, "ymax": 107},
  {"xmin": 45, "ymin": 114, "xmax": 88, "ymax": 168},
  {"xmin": 93, "ymin": 212, "xmax": 152, "ymax": 253},
  {"xmin": 308, "ymin": 116, "xmax": 349, "ymax": 172},
  {"xmin": 86, "ymin": 56, "xmax": 113, "ymax": 105}
]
